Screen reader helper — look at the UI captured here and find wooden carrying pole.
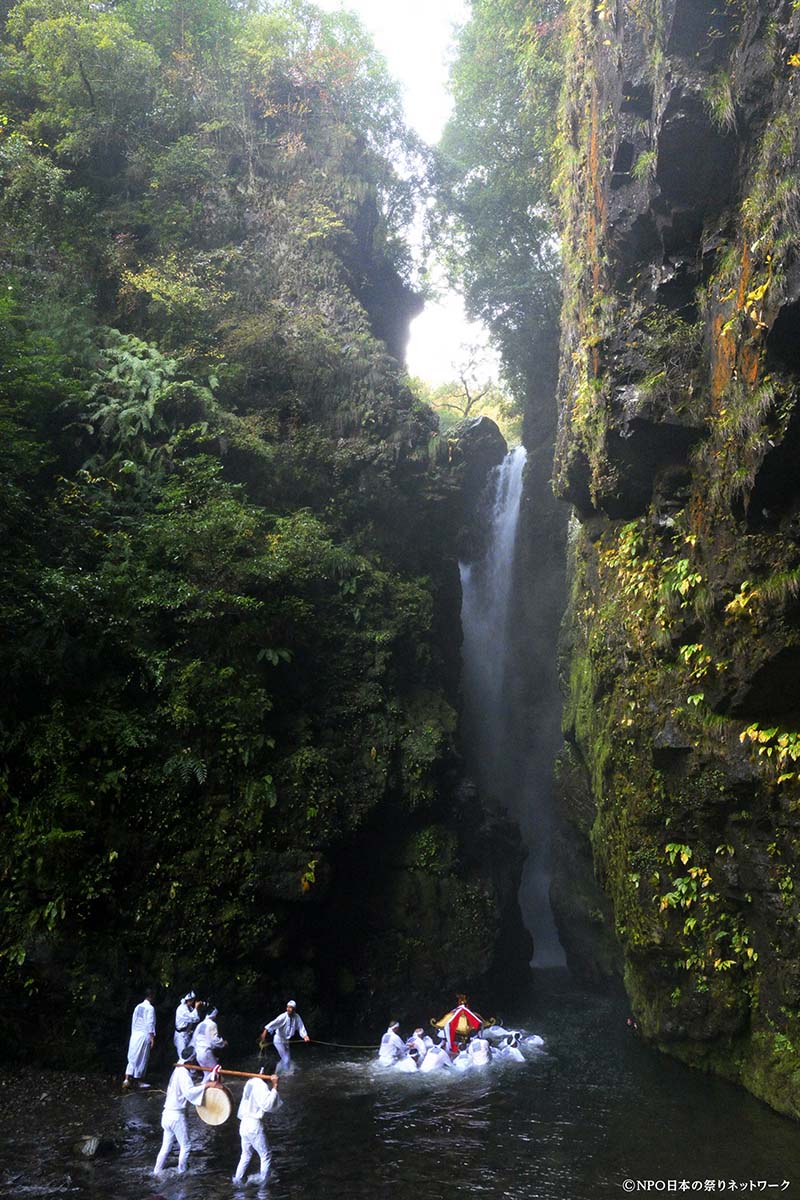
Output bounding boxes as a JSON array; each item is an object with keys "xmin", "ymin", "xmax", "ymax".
[{"xmin": 176, "ymin": 1063, "xmax": 277, "ymax": 1081}]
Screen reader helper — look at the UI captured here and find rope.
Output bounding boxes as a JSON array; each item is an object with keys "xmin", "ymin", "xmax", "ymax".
[{"xmin": 302, "ymin": 1036, "xmax": 381, "ymax": 1046}]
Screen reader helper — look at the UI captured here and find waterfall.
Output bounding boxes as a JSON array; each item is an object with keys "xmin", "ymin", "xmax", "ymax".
[
  {"xmin": 459, "ymin": 447, "xmax": 527, "ymax": 782},
  {"xmin": 459, "ymin": 446, "xmax": 565, "ymax": 967}
]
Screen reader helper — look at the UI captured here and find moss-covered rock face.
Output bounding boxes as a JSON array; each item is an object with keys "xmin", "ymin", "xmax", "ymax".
[
  {"xmin": 314, "ymin": 791, "xmax": 532, "ymax": 1027},
  {"xmin": 554, "ymin": 0, "xmax": 800, "ymax": 1116},
  {"xmin": 0, "ymin": 0, "xmax": 531, "ymax": 1061}
]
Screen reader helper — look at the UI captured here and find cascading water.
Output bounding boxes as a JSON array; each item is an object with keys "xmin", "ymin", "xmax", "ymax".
[
  {"xmin": 459, "ymin": 445, "xmax": 565, "ymax": 966},
  {"xmin": 459, "ymin": 447, "xmax": 527, "ymax": 788}
]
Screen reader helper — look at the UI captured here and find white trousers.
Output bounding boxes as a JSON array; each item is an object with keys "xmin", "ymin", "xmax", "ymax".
[
  {"xmin": 174, "ymin": 1030, "xmax": 193, "ymax": 1058},
  {"xmin": 196, "ymin": 1046, "xmax": 219, "ymax": 1070},
  {"xmin": 273, "ymin": 1035, "xmax": 293, "ymax": 1074},
  {"xmin": 154, "ymin": 1110, "xmax": 190, "ymax": 1174},
  {"xmin": 234, "ymin": 1122, "xmax": 271, "ymax": 1182}
]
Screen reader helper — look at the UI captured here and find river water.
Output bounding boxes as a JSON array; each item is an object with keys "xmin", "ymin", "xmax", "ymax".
[{"xmin": 7, "ymin": 971, "xmax": 800, "ymax": 1200}]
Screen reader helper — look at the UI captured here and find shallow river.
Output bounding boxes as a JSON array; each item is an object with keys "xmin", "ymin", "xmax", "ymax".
[{"xmin": 7, "ymin": 971, "xmax": 800, "ymax": 1199}]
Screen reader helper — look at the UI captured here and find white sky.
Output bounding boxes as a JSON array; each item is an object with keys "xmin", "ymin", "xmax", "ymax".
[{"xmin": 313, "ymin": 0, "xmax": 499, "ymax": 386}]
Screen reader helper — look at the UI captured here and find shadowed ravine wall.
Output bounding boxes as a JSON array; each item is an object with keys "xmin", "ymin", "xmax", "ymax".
[{"xmin": 553, "ymin": 0, "xmax": 800, "ymax": 1116}]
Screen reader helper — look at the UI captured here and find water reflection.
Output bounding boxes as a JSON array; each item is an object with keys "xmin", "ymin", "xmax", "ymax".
[{"xmin": 6, "ymin": 973, "xmax": 800, "ymax": 1200}]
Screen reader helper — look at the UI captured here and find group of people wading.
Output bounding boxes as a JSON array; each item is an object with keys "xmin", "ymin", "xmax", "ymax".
[
  {"xmin": 376, "ymin": 994, "xmax": 532, "ymax": 1074},
  {"xmin": 122, "ymin": 988, "xmax": 534, "ymax": 1185},
  {"xmin": 123, "ymin": 990, "xmax": 311, "ymax": 1184},
  {"xmin": 378, "ymin": 1020, "xmax": 525, "ymax": 1072}
]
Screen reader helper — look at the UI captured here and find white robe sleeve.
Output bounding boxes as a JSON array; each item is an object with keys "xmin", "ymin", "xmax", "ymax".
[
  {"xmin": 208, "ymin": 1020, "xmax": 225, "ymax": 1049},
  {"xmin": 176, "ymin": 1068, "xmax": 207, "ymax": 1106},
  {"xmin": 175, "ymin": 1002, "xmax": 199, "ymax": 1032}
]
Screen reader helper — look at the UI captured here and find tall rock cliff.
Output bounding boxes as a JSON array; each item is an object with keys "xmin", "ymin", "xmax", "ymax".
[{"xmin": 554, "ymin": 0, "xmax": 800, "ymax": 1115}]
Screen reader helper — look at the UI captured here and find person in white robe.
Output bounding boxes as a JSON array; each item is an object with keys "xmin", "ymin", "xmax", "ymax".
[
  {"xmin": 419, "ymin": 1044, "xmax": 454, "ymax": 1072},
  {"xmin": 261, "ymin": 1000, "xmax": 310, "ymax": 1075},
  {"xmin": 496, "ymin": 1034, "xmax": 525, "ymax": 1062},
  {"xmin": 153, "ymin": 1056, "xmax": 211, "ymax": 1175},
  {"xmin": 232, "ymin": 1071, "xmax": 281, "ymax": 1185},
  {"xmin": 194, "ymin": 1004, "xmax": 227, "ymax": 1070},
  {"xmin": 124, "ymin": 989, "xmax": 156, "ymax": 1088},
  {"xmin": 484, "ymin": 1024, "xmax": 512, "ymax": 1042},
  {"xmin": 467, "ymin": 1034, "xmax": 492, "ymax": 1066},
  {"xmin": 378, "ymin": 1021, "xmax": 408, "ymax": 1066},
  {"xmin": 452, "ymin": 1045, "xmax": 472, "ymax": 1071},
  {"xmin": 173, "ymin": 992, "xmax": 200, "ymax": 1059},
  {"xmin": 406, "ymin": 1028, "xmax": 429, "ymax": 1064}
]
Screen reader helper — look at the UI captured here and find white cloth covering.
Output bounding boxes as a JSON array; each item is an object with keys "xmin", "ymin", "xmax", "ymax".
[
  {"xmin": 265, "ymin": 1010, "xmax": 308, "ymax": 1041},
  {"xmin": 126, "ymin": 998, "xmax": 155, "ymax": 1078},
  {"xmin": 407, "ymin": 1033, "xmax": 428, "ymax": 1061},
  {"xmin": 378, "ymin": 1028, "xmax": 408, "ymax": 1065},
  {"xmin": 419, "ymin": 1045, "xmax": 453, "ymax": 1073},
  {"xmin": 484, "ymin": 1025, "xmax": 513, "ymax": 1042},
  {"xmin": 174, "ymin": 1000, "xmax": 200, "ymax": 1058},
  {"xmin": 153, "ymin": 1066, "xmax": 207, "ymax": 1174},
  {"xmin": 265, "ymin": 1010, "xmax": 308, "ymax": 1074},
  {"xmin": 233, "ymin": 1077, "xmax": 281, "ymax": 1184},
  {"xmin": 194, "ymin": 1017, "xmax": 225, "ymax": 1069},
  {"xmin": 496, "ymin": 1041, "xmax": 525, "ymax": 1062},
  {"xmin": 154, "ymin": 1111, "xmax": 191, "ymax": 1175},
  {"xmin": 453, "ymin": 1050, "xmax": 472, "ymax": 1071},
  {"xmin": 393, "ymin": 1055, "xmax": 418, "ymax": 1072},
  {"xmin": 234, "ymin": 1124, "xmax": 271, "ymax": 1185},
  {"xmin": 468, "ymin": 1036, "xmax": 492, "ymax": 1066},
  {"xmin": 237, "ymin": 1076, "xmax": 282, "ymax": 1124},
  {"xmin": 164, "ymin": 1063, "xmax": 208, "ymax": 1112}
]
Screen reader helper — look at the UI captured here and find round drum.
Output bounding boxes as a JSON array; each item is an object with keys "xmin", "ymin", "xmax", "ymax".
[{"xmin": 196, "ymin": 1083, "xmax": 233, "ymax": 1126}]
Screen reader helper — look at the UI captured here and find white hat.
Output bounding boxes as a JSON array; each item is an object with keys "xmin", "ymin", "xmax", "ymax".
[{"xmin": 287, "ymin": 1000, "xmax": 296, "ymax": 1008}]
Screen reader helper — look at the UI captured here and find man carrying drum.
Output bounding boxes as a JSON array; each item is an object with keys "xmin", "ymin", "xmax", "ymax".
[{"xmin": 153, "ymin": 1054, "xmax": 215, "ymax": 1176}]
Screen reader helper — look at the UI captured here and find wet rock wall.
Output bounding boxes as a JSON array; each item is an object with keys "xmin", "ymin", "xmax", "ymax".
[{"xmin": 553, "ymin": 0, "xmax": 800, "ymax": 1114}]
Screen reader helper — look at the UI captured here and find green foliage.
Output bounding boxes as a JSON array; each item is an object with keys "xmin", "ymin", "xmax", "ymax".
[
  {"xmin": 740, "ymin": 723, "xmax": 800, "ymax": 786},
  {"xmin": 7, "ymin": 0, "xmax": 160, "ymax": 155},
  {"xmin": 631, "ymin": 147, "xmax": 656, "ymax": 182},
  {"xmin": 0, "ymin": 0, "xmax": 466, "ymax": 1053},
  {"xmin": 703, "ymin": 70, "xmax": 736, "ymax": 131},
  {"xmin": 413, "ymin": 373, "xmax": 522, "ymax": 445},
  {"xmin": 431, "ymin": 0, "xmax": 564, "ymax": 395}
]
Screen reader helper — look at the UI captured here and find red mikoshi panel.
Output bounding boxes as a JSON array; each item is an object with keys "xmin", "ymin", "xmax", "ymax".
[{"xmin": 443, "ymin": 1005, "xmax": 483, "ymax": 1050}]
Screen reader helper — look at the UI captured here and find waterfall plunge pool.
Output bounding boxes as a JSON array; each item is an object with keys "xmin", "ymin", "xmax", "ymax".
[{"xmin": 6, "ymin": 971, "xmax": 800, "ymax": 1199}]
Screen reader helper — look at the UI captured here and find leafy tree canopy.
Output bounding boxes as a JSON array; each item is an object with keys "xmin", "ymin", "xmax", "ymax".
[
  {"xmin": 0, "ymin": 0, "xmax": 454, "ymax": 1051},
  {"xmin": 431, "ymin": 0, "xmax": 565, "ymax": 395}
]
